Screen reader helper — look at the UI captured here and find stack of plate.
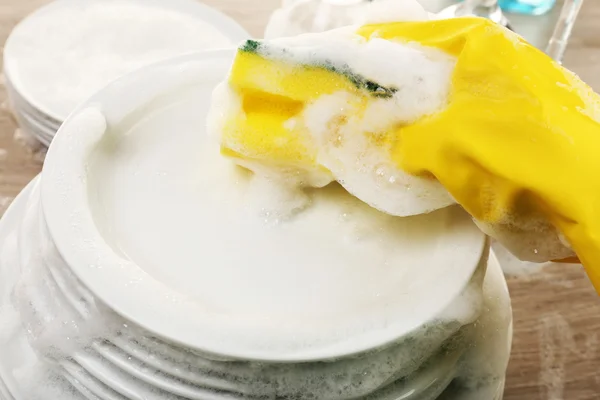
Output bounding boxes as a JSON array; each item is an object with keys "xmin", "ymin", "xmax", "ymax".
[
  {"xmin": 0, "ymin": 180, "xmax": 462, "ymax": 399},
  {"xmin": 3, "ymin": 78, "xmax": 61, "ymax": 147},
  {"xmin": 2, "ymin": 0, "xmax": 249, "ymax": 147},
  {"xmin": 0, "ymin": 50, "xmax": 512, "ymax": 400},
  {"xmin": 0, "ymin": 179, "xmax": 507, "ymax": 400}
]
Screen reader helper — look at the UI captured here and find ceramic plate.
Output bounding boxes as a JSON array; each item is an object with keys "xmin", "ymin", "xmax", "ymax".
[
  {"xmin": 3, "ymin": 0, "xmax": 250, "ymax": 122},
  {"xmin": 0, "ymin": 177, "xmax": 40, "ymax": 400},
  {"xmin": 41, "ymin": 49, "xmax": 487, "ymax": 361}
]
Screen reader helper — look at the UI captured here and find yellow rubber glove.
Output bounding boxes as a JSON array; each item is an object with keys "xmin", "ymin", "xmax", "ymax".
[
  {"xmin": 358, "ymin": 19, "xmax": 600, "ymax": 290},
  {"xmin": 216, "ymin": 18, "xmax": 600, "ymax": 292}
]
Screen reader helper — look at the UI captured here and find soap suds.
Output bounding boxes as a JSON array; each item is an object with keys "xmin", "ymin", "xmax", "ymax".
[
  {"xmin": 300, "ymin": 40, "xmax": 457, "ymax": 216},
  {"xmin": 218, "ymin": 30, "xmax": 458, "ymax": 217},
  {"xmin": 265, "ymin": 0, "xmax": 429, "ymax": 39},
  {"xmin": 476, "ymin": 218, "xmax": 574, "ymax": 264}
]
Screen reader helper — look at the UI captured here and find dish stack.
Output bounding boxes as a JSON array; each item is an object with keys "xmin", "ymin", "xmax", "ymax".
[
  {"xmin": 2, "ymin": 0, "xmax": 249, "ymax": 147},
  {"xmin": 3, "ymin": 77, "xmax": 61, "ymax": 147},
  {"xmin": 0, "ymin": 51, "xmax": 513, "ymax": 400},
  {"xmin": 0, "ymin": 181, "xmax": 510, "ymax": 400}
]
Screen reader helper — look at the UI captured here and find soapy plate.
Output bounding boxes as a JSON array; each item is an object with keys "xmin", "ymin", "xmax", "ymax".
[
  {"xmin": 41, "ymin": 49, "xmax": 487, "ymax": 362},
  {"xmin": 0, "ymin": 177, "xmax": 40, "ymax": 400},
  {"xmin": 3, "ymin": 0, "xmax": 251, "ymax": 123}
]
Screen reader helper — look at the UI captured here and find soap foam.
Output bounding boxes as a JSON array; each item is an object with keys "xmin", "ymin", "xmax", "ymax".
[
  {"xmin": 264, "ymin": 0, "xmax": 429, "ymax": 39},
  {"xmin": 361, "ymin": 0, "xmax": 430, "ymax": 25},
  {"xmin": 10, "ymin": 194, "xmax": 122, "ymax": 363},
  {"xmin": 14, "ymin": 365, "xmax": 82, "ymax": 400},
  {"xmin": 300, "ymin": 38, "xmax": 458, "ymax": 216},
  {"xmin": 475, "ymin": 211, "xmax": 575, "ymax": 263},
  {"xmin": 220, "ymin": 30, "xmax": 458, "ymax": 217}
]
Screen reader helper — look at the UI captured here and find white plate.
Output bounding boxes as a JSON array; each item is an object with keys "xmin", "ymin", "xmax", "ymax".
[
  {"xmin": 77, "ymin": 335, "xmax": 462, "ymax": 400},
  {"xmin": 6, "ymin": 90, "xmax": 57, "ymax": 146},
  {"xmin": 108, "ymin": 336, "xmax": 252, "ymax": 393},
  {"xmin": 0, "ymin": 177, "xmax": 508, "ymax": 399},
  {"xmin": 15, "ymin": 103, "xmax": 61, "ymax": 132},
  {"xmin": 13, "ymin": 109, "xmax": 56, "ymax": 146},
  {"xmin": 41, "ymin": 48, "xmax": 487, "ymax": 361},
  {"xmin": 97, "ymin": 339, "xmax": 249, "ymax": 396},
  {"xmin": 61, "ymin": 361, "xmax": 128, "ymax": 400},
  {"xmin": 3, "ymin": 0, "xmax": 250, "ymax": 122},
  {"xmin": 4, "ymin": 77, "xmax": 62, "ymax": 129},
  {"xmin": 73, "ymin": 351, "xmax": 244, "ymax": 400},
  {"xmin": 0, "ymin": 177, "xmax": 40, "ymax": 400}
]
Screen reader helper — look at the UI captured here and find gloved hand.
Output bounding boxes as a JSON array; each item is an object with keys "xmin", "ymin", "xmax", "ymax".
[{"xmin": 210, "ymin": 17, "xmax": 600, "ymax": 292}]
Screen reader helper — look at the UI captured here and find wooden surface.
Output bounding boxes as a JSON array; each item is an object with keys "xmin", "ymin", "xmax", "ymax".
[{"xmin": 0, "ymin": 1, "xmax": 599, "ymax": 399}]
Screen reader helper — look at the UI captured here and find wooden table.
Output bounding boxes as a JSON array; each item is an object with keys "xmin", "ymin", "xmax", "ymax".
[{"xmin": 0, "ymin": 1, "xmax": 599, "ymax": 399}]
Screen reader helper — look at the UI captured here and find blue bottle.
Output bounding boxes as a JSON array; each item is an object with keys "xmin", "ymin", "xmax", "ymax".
[{"xmin": 498, "ymin": 0, "xmax": 557, "ymax": 15}]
